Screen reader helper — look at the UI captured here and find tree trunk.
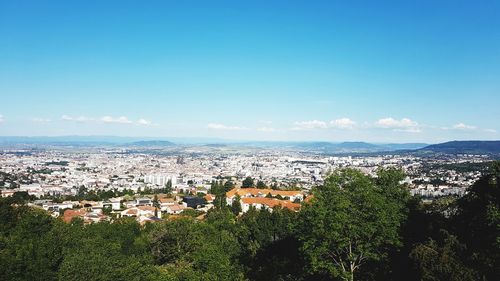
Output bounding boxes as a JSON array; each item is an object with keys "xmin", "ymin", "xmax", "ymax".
[
  {"xmin": 348, "ymin": 262, "xmax": 355, "ymax": 281},
  {"xmin": 348, "ymin": 240, "xmax": 355, "ymax": 281}
]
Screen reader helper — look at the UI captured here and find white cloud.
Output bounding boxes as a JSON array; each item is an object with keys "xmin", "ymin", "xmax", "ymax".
[
  {"xmin": 63, "ymin": 115, "xmax": 153, "ymax": 125},
  {"xmin": 0, "ymin": 115, "xmax": 4, "ymax": 123},
  {"xmin": 207, "ymin": 123, "xmax": 246, "ymax": 130},
  {"xmin": 399, "ymin": 127, "xmax": 421, "ymax": 133},
  {"xmin": 137, "ymin": 118, "xmax": 152, "ymax": 126},
  {"xmin": 100, "ymin": 116, "xmax": 114, "ymax": 123},
  {"xmin": 32, "ymin": 117, "xmax": 51, "ymax": 123},
  {"xmin": 101, "ymin": 116, "xmax": 132, "ymax": 124},
  {"xmin": 61, "ymin": 115, "xmax": 94, "ymax": 122},
  {"xmin": 452, "ymin": 123, "xmax": 476, "ymax": 130},
  {"xmin": 375, "ymin": 117, "xmax": 420, "ymax": 132},
  {"xmin": 257, "ymin": 127, "xmax": 277, "ymax": 132},
  {"xmin": 376, "ymin": 117, "xmax": 418, "ymax": 128},
  {"xmin": 293, "ymin": 120, "xmax": 328, "ymax": 130},
  {"xmin": 484, "ymin": 128, "xmax": 497, "ymax": 133},
  {"xmin": 62, "ymin": 115, "xmax": 156, "ymax": 126},
  {"xmin": 330, "ymin": 118, "xmax": 356, "ymax": 129}
]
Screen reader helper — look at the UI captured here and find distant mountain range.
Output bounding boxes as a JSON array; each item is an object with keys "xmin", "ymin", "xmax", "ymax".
[
  {"xmin": 286, "ymin": 141, "xmax": 428, "ymax": 153},
  {"xmin": 0, "ymin": 136, "xmax": 499, "ymax": 155},
  {"xmin": 127, "ymin": 140, "xmax": 175, "ymax": 147},
  {"xmin": 418, "ymin": 141, "xmax": 500, "ymax": 155}
]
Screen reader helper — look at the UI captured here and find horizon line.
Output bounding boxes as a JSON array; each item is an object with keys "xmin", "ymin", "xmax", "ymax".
[{"xmin": 1, "ymin": 135, "xmax": 499, "ymax": 145}]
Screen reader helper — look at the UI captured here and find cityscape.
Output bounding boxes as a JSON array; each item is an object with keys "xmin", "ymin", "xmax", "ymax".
[
  {"xmin": 1, "ymin": 1, "xmax": 499, "ymax": 281},
  {"xmin": 0, "ymin": 141, "xmax": 494, "ymax": 223}
]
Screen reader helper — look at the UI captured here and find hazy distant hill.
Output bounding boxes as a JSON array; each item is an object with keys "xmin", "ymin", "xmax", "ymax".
[
  {"xmin": 128, "ymin": 140, "xmax": 175, "ymax": 147},
  {"xmin": 290, "ymin": 141, "xmax": 375, "ymax": 152},
  {"xmin": 203, "ymin": 144, "xmax": 228, "ymax": 148},
  {"xmin": 0, "ymin": 136, "xmax": 171, "ymax": 145},
  {"xmin": 419, "ymin": 141, "xmax": 500, "ymax": 154},
  {"xmin": 337, "ymin": 142, "xmax": 380, "ymax": 149},
  {"xmin": 14, "ymin": 136, "xmax": 500, "ymax": 156},
  {"xmin": 380, "ymin": 143, "xmax": 428, "ymax": 150},
  {"xmin": 288, "ymin": 141, "xmax": 425, "ymax": 153}
]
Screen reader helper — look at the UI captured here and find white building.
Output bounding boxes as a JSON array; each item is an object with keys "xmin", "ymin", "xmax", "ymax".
[{"xmin": 144, "ymin": 174, "xmax": 177, "ymax": 187}]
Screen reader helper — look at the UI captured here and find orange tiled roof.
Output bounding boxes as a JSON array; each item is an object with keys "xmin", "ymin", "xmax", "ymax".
[
  {"xmin": 79, "ymin": 200, "xmax": 99, "ymax": 206},
  {"xmin": 137, "ymin": 205, "xmax": 156, "ymax": 212},
  {"xmin": 126, "ymin": 208, "xmax": 138, "ymax": 215},
  {"xmin": 204, "ymin": 194, "xmax": 216, "ymax": 202},
  {"xmin": 168, "ymin": 204, "xmax": 184, "ymax": 212},
  {"xmin": 226, "ymin": 188, "xmax": 303, "ymax": 198},
  {"xmin": 62, "ymin": 209, "xmax": 87, "ymax": 223},
  {"xmin": 159, "ymin": 198, "xmax": 175, "ymax": 203},
  {"xmin": 240, "ymin": 197, "xmax": 301, "ymax": 211}
]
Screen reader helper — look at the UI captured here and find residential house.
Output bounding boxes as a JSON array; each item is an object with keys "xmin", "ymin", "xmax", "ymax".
[{"xmin": 240, "ymin": 197, "xmax": 301, "ymax": 213}]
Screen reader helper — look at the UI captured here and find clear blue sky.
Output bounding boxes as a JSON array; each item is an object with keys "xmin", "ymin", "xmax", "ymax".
[{"xmin": 1, "ymin": 0, "xmax": 499, "ymax": 143}]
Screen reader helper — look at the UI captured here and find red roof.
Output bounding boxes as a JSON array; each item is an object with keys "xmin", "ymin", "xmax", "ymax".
[
  {"xmin": 204, "ymin": 194, "xmax": 216, "ymax": 202},
  {"xmin": 62, "ymin": 209, "xmax": 87, "ymax": 223}
]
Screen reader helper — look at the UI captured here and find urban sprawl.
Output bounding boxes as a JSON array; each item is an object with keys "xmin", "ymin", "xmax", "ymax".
[{"xmin": 0, "ymin": 149, "xmax": 490, "ymax": 224}]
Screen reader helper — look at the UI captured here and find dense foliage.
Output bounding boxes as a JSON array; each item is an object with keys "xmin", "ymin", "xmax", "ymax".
[{"xmin": 0, "ymin": 164, "xmax": 498, "ymax": 281}]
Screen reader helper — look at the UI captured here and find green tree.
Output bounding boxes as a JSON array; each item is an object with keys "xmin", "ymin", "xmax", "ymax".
[
  {"xmin": 205, "ymin": 207, "xmax": 236, "ymax": 233},
  {"xmin": 165, "ymin": 179, "xmax": 173, "ymax": 194},
  {"xmin": 56, "ymin": 218, "xmax": 154, "ymax": 281},
  {"xmin": 58, "ymin": 237, "xmax": 154, "ymax": 281},
  {"xmin": 150, "ymin": 219, "xmax": 203, "ymax": 265},
  {"xmin": 213, "ymin": 194, "xmax": 227, "ymax": 210},
  {"xmin": 8, "ymin": 191, "xmax": 35, "ymax": 204},
  {"xmin": 376, "ymin": 167, "xmax": 410, "ymax": 206},
  {"xmin": 256, "ymin": 180, "xmax": 266, "ymax": 189},
  {"xmin": 181, "ymin": 208, "xmax": 202, "ymax": 218},
  {"xmin": 211, "ymin": 181, "xmax": 228, "ymax": 210},
  {"xmin": 236, "ymin": 206, "xmax": 300, "ymax": 280},
  {"xmin": 231, "ymin": 195, "xmax": 242, "ymax": 215},
  {"xmin": 224, "ymin": 180, "xmax": 235, "ymax": 192},
  {"xmin": 102, "ymin": 205, "xmax": 112, "ymax": 216},
  {"xmin": 149, "ymin": 218, "xmax": 244, "ymax": 280},
  {"xmin": 242, "ymin": 177, "xmax": 254, "ymax": 188},
  {"xmin": 153, "ymin": 194, "xmax": 160, "ymax": 217},
  {"xmin": 297, "ymin": 169, "xmax": 406, "ymax": 281},
  {"xmin": 410, "ymin": 231, "xmax": 479, "ymax": 281},
  {"xmin": 0, "ymin": 206, "xmax": 62, "ymax": 281},
  {"xmin": 452, "ymin": 161, "xmax": 500, "ymax": 280}
]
